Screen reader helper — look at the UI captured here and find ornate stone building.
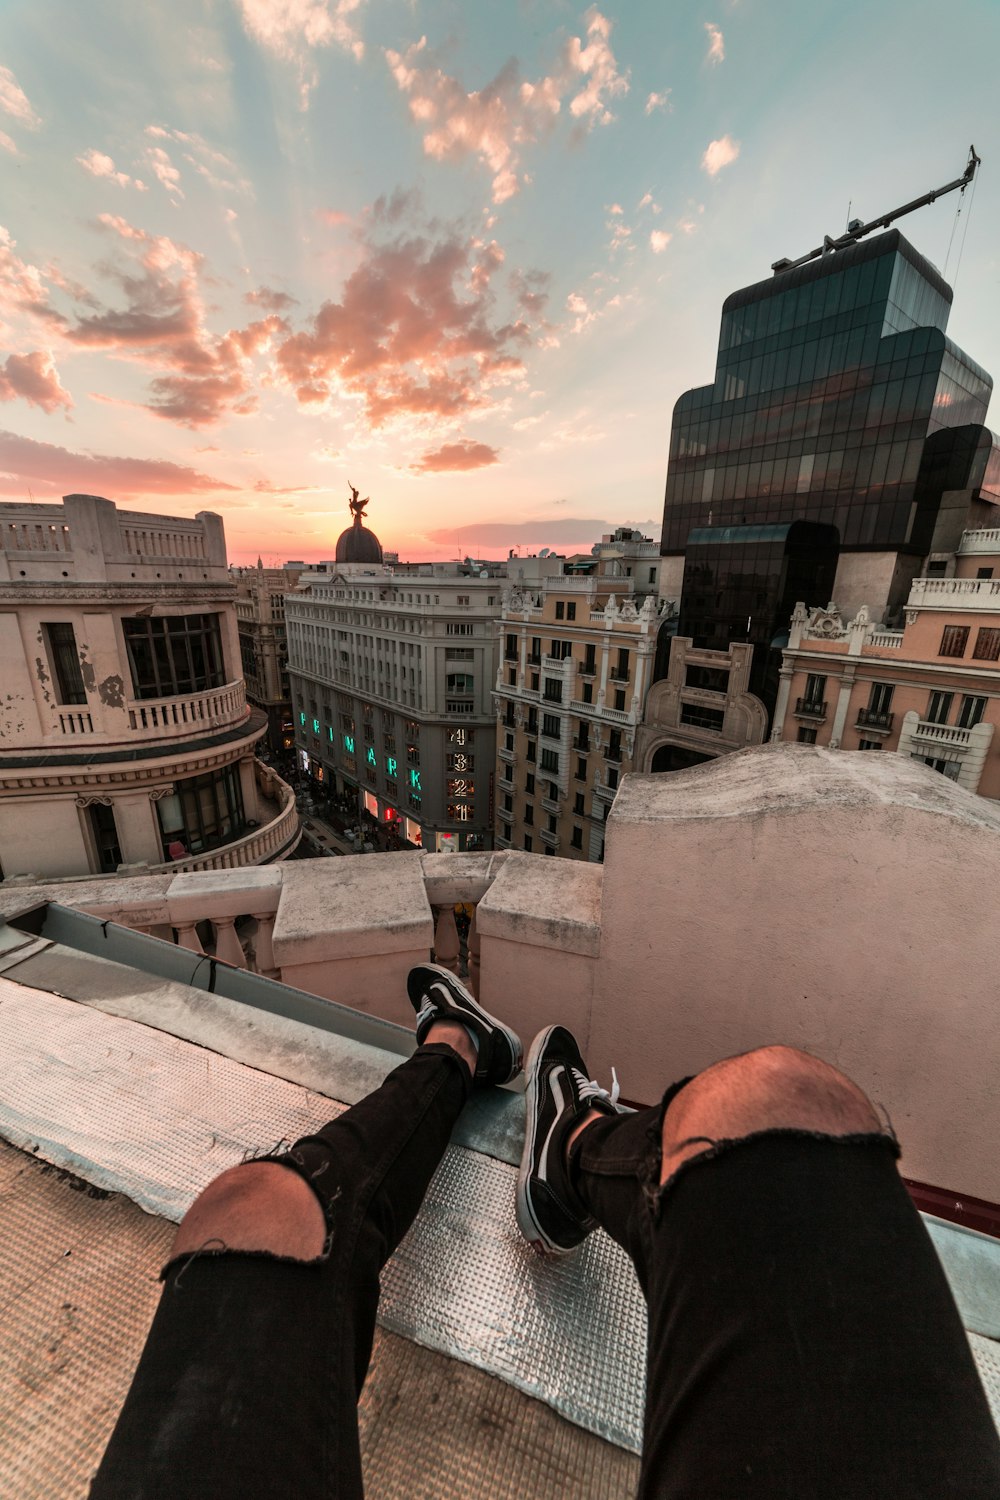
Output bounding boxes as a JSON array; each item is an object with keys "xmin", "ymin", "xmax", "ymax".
[
  {"xmin": 494, "ymin": 535, "xmax": 670, "ymax": 861},
  {"xmin": 232, "ymin": 560, "xmax": 303, "ymax": 754},
  {"xmin": 772, "ymin": 527, "xmax": 1000, "ymax": 798},
  {"xmin": 0, "ymin": 494, "xmax": 299, "ymax": 881}
]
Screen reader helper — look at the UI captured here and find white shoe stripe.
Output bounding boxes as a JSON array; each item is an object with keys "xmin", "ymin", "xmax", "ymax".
[{"xmin": 535, "ymin": 1067, "xmax": 566, "ymax": 1184}]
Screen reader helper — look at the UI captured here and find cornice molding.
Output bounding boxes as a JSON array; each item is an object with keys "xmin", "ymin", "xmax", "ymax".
[{"xmin": 0, "ymin": 582, "xmax": 236, "ymax": 604}]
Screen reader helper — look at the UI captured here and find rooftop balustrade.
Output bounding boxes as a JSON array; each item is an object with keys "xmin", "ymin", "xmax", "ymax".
[{"xmin": 3, "ymin": 745, "xmax": 999, "ymax": 1212}]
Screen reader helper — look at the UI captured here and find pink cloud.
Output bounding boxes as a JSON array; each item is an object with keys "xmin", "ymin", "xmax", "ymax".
[
  {"xmin": 146, "ymin": 145, "xmax": 184, "ymax": 198},
  {"xmin": 645, "ymin": 90, "xmax": 670, "ymax": 115},
  {"xmin": 702, "ymin": 134, "xmax": 740, "ymax": 175},
  {"xmin": 76, "ymin": 148, "xmax": 147, "ymax": 191},
  {"xmin": 411, "ymin": 438, "xmax": 500, "ymax": 472},
  {"xmin": 244, "ymin": 285, "xmax": 298, "ymax": 311},
  {"xmin": 0, "ymin": 428, "xmax": 237, "ymax": 496},
  {"xmin": 236, "ymin": 0, "xmax": 365, "ymax": 101},
  {"xmin": 0, "ymin": 131, "xmax": 17, "ymax": 155},
  {"xmin": 0, "ymin": 65, "xmax": 40, "ymax": 129},
  {"xmin": 704, "ymin": 23, "xmax": 725, "ymax": 65},
  {"xmin": 0, "ymin": 351, "xmax": 72, "ymax": 412},
  {"xmin": 385, "ymin": 10, "xmax": 627, "ymax": 204},
  {"xmin": 318, "ymin": 208, "xmax": 352, "ymax": 226},
  {"xmin": 650, "ymin": 230, "xmax": 672, "ymax": 254},
  {"xmin": 274, "ymin": 220, "xmax": 540, "ymax": 426}
]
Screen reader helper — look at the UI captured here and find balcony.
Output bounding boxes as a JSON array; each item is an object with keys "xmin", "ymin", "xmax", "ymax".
[
  {"xmin": 127, "ymin": 680, "xmax": 249, "ymax": 741},
  {"xmin": 958, "ymin": 528, "xmax": 1000, "ymax": 556},
  {"xmin": 909, "ymin": 720, "xmax": 975, "ymax": 749},
  {"xmin": 795, "ymin": 698, "xmax": 827, "ymax": 720},
  {"xmin": 856, "ymin": 707, "xmax": 894, "ymax": 734},
  {"xmin": 593, "ymin": 779, "xmax": 616, "ymax": 803},
  {"xmin": 541, "ymin": 795, "xmax": 560, "ymax": 816},
  {"xmin": 906, "ymin": 577, "xmax": 1000, "ymax": 612},
  {"xmin": 2, "ymin": 746, "xmax": 998, "ymax": 1489},
  {"xmin": 154, "ymin": 761, "xmax": 301, "ymax": 873},
  {"xmin": 539, "ymin": 827, "xmax": 560, "ymax": 850},
  {"xmin": 604, "ymin": 745, "xmax": 623, "ymax": 763},
  {"xmin": 498, "ymin": 746, "xmax": 516, "ymax": 765},
  {"xmin": 497, "ymin": 805, "xmax": 514, "ymax": 824},
  {"xmin": 578, "ymin": 663, "xmax": 597, "ymax": 678},
  {"xmin": 573, "ymin": 736, "xmax": 591, "ymax": 753}
]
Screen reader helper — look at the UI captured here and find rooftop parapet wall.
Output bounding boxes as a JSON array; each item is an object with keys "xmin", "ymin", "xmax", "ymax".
[
  {"xmin": 4, "ymin": 746, "xmax": 998, "ymax": 1203},
  {"xmin": 0, "ymin": 495, "xmax": 229, "ymax": 585},
  {"xmin": 596, "ymin": 746, "xmax": 1000, "ymax": 1201}
]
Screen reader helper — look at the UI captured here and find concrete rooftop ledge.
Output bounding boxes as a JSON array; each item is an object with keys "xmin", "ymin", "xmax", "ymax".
[
  {"xmin": 478, "ymin": 854, "xmax": 603, "ymax": 958},
  {"xmin": 610, "ymin": 742, "xmax": 1000, "ymax": 828}
]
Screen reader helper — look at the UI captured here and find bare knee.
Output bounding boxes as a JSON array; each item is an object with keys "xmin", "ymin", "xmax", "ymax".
[
  {"xmin": 660, "ymin": 1045, "xmax": 883, "ymax": 1184},
  {"xmin": 172, "ymin": 1161, "xmax": 327, "ymax": 1262}
]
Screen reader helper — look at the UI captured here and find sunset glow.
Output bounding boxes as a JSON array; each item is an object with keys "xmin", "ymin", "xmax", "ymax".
[{"xmin": 1, "ymin": 2, "xmax": 996, "ymax": 563}]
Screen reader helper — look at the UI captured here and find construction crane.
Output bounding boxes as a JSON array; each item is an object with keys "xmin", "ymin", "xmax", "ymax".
[{"xmin": 771, "ymin": 145, "xmax": 981, "ymax": 274}]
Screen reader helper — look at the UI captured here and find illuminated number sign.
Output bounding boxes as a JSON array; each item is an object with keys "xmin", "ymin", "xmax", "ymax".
[
  {"xmin": 409, "ymin": 768, "xmax": 422, "ymax": 791},
  {"xmin": 447, "ymin": 752, "xmax": 472, "ymax": 773},
  {"xmin": 447, "ymin": 729, "xmax": 467, "ymax": 746},
  {"xmin": 344, "ymin": 734, "xmax": 355, "ymax": 754},
  {"xmin": 386, "ymin": 757, "xmax": 398, "ymax": 778},
  {"xmin": 447, "ymin": 779, "xmax": 473, "ymax": 798}
]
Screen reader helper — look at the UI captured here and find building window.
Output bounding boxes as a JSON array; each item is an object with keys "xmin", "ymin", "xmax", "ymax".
[
  {"xmin": 550, "ymin": 639, "xmax": 572, "ymax": 660},
  {"xmin": 582, "ymin": 644, "xmax": 597, "ymax": 676},
  {"xmin": 614, "ymin": 689, "xmax": 626, "ymax": 712},
  {"xmin": 543, "ymin": 678, "xmax": 563, "ymax": 704},
  {"xmin": 87, "ymin": 802, "xmax": 122, "ymax": 872},
  {"xmin": 447, "ymin": 802, "xmax": 473, "ymax": 821},
  {"xmin": 446, "ymin": 622, "xmax": 474, "ymax": 635},
  {"xmin": 526, "ymin": 740, "xmax": 537, "ymax": 763},
  {"xmin": 571, "ymin": 826, "xmax": 583, "ymax": 849},
  {"xmin": 447, "ymin": 778, "xmax": 473, "ymax": 798},
  {"xmin": 43, "ymin": 622, "xmax": 87, "ymax": 705},
  {"xmin": 123, "ymin": 614, "xmax": 226, "ymax": 700},
  {"xmin": 868, "ymin": 682, "xmax": 894, "ymax": 715},
  {"xmin": 607, "ymin": 768, "xmax": 619, "ymax": 790},
  {"xmin": 611, "ymin": 647, "xmax": 630, "ymax": 682},
  {"xmin": 542, "ymin": 713, "xmax": 560, "ymax": 739},
  {"xmin": 958, "ymin": 695, "xmax": 987, "ymax": 729},
  {"xmin": 529, "ymin": 638, "xmax": 541, "ymax": 666},
  {"xmin": 525, "ymin": 773, "xmax": 535, "ymax": 795},
  {"xmin": 858, "ymin": 739, "xmax": 883, "ymax": 751},
  {"xmin": 972, "ymin": 627, "xmax": 1000, "ymax": 662},
  {"xmin": 926, "ymin": 691, "xmax": 953, "ymax": 725},
  {"xmin": 567, "ymin": 602, "xmax": 576, "ymax": 621},
  {"xmin": 507, "ymin": 667, "xmax": 517, "ymax": 687},
  {"xmin": 918, "ymin": 756, "xmax": 961, "ymax": 780},
  {"xmin": 576, "ymin": 757, "xmax": 587, "ymax": 781},
  {"xmin": 547, "ymin": 813, "xmax": 558, "ymax": 834},
  {"xmin": 524, "ymin": 804, "xmax": 534, "ymax": 826},
  {"xmin": 503, "ymin": 793, "xmax": 512, "ymax": 813},
  {"xmin": 804, "ymin": 673, "xmax": 827, "ymax": 707},
  {"xmin": 555, "ymin": 601, "xmax": 565, "ymax": 620},
  {"xmin": 505, "ymin": 633, "xmax": 518, "ymax": 661},
  {"xmin": 446, "ymin": 673, "xmax": 474, "ymax": 694},
  {"xmin": 797, "ymin": 727, "xmax": 817, "ymax": 743},
  {"xmin": 523, "ymin": 834, "xmax": 533, "ymax": 852},
  {"xmin": 574, "ymin": 792, "xmax": 585, "ymax": 815},
  {"xmin": 457, "ymin": 595, "xmax": 470, "ymax": 606},
  {"xmin": 447, "ymin": 751, "xmax": 473, "ymax": 772},
  {"xmin": 156, "ymin": 765, "xmax": 246, "ymax": 858},
  {"xmin": 540, "ymin": 748, "xmax": 559, "ymax": 774},
  {"xmin": 679, "ymin": 703, "xmax": 725, "ymax": 732},
  {"xmin": 939, "ymin": 625, "xmax": 970, "ymax": 658}
]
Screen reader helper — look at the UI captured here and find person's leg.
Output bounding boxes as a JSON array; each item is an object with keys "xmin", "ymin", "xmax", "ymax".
[
  {"xmin": 519, "ymin": 1034, "xmax": 1000, "ymax": 1499},
  {"xmin": 91, "ymin": 968, "xmax": 521, "ymax": 1500}
]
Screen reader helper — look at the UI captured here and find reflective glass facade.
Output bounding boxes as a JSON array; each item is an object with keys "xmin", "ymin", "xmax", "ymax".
[
  {"xmin": 661, "ymin": 229, "xmax": 995, "ymax": 557},
  {"xmin": 678, "ymin": 521, "xmax": 839, "ymax": 707}
]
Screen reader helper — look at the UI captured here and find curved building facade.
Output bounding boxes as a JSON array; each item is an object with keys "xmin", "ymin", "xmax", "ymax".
[{"xmin": 0, "ymin": 495, "xmax": 300, "ymax": 882}]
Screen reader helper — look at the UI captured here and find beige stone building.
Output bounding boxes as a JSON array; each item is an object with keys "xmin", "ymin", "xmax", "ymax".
[
  {"xmin": 232, "ymin": 560, "xmax": 303, "ymax": 753},
  {"xmin": 0, "ymin": 494, "xmax": 299, "ymax": 881},
  {"xmin": 772, "ymin": 527, "xmax": 1000, "ymax": 797},
  {"xmin": 494, "ymin": 534, "xmax": 671, "ymax": 861}
]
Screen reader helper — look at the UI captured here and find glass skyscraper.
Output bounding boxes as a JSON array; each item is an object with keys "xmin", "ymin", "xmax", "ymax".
[{"xmin": 661, "ymin": 227, "xmax": 998, "ymax": 569}]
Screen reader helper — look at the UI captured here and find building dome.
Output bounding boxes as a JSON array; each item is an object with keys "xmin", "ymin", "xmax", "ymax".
[{"xmin": 335, "ymin": 517, "xmax": 383, "ymax": 564}]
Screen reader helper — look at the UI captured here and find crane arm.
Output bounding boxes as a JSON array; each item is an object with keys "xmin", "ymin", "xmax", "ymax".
[{"xmin": 771, "ymin": 146, "xmax": 980, "ymax": 274}]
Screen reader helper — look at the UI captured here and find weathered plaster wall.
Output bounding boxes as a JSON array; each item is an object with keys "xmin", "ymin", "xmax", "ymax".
[{"xmin": 597, "ymin": 746, "xmax": 1000, "ymax": 1201}]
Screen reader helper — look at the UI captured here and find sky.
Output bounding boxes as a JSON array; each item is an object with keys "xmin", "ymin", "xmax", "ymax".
[{"xmin": 0, "ymin": 0, "xmax": 998, "ymax": 565}]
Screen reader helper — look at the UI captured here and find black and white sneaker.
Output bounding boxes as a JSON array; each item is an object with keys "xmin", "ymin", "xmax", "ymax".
[
  {"xmin": 516, "ymin": 1025, "xmax": 625, "ymax": 1254},
  {"xmin": 407, "ymin": 963, "xmax": 523, "ymax": 1088}
]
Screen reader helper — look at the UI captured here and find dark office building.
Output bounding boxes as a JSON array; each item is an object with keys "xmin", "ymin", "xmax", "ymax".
[{"xmin": 661, "ymin": 229, "xmax": 999, "ymax": 623}]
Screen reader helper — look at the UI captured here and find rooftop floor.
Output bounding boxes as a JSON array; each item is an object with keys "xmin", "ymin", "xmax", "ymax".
[{"xmin": 0, "ymin": 876, "xmax": 997, "ymax": 1496}]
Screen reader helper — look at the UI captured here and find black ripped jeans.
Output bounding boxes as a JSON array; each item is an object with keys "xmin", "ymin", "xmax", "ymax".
[{"xmin": 91, "ymin": 1050, "xmax": 1000, "ymax": 1499}]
